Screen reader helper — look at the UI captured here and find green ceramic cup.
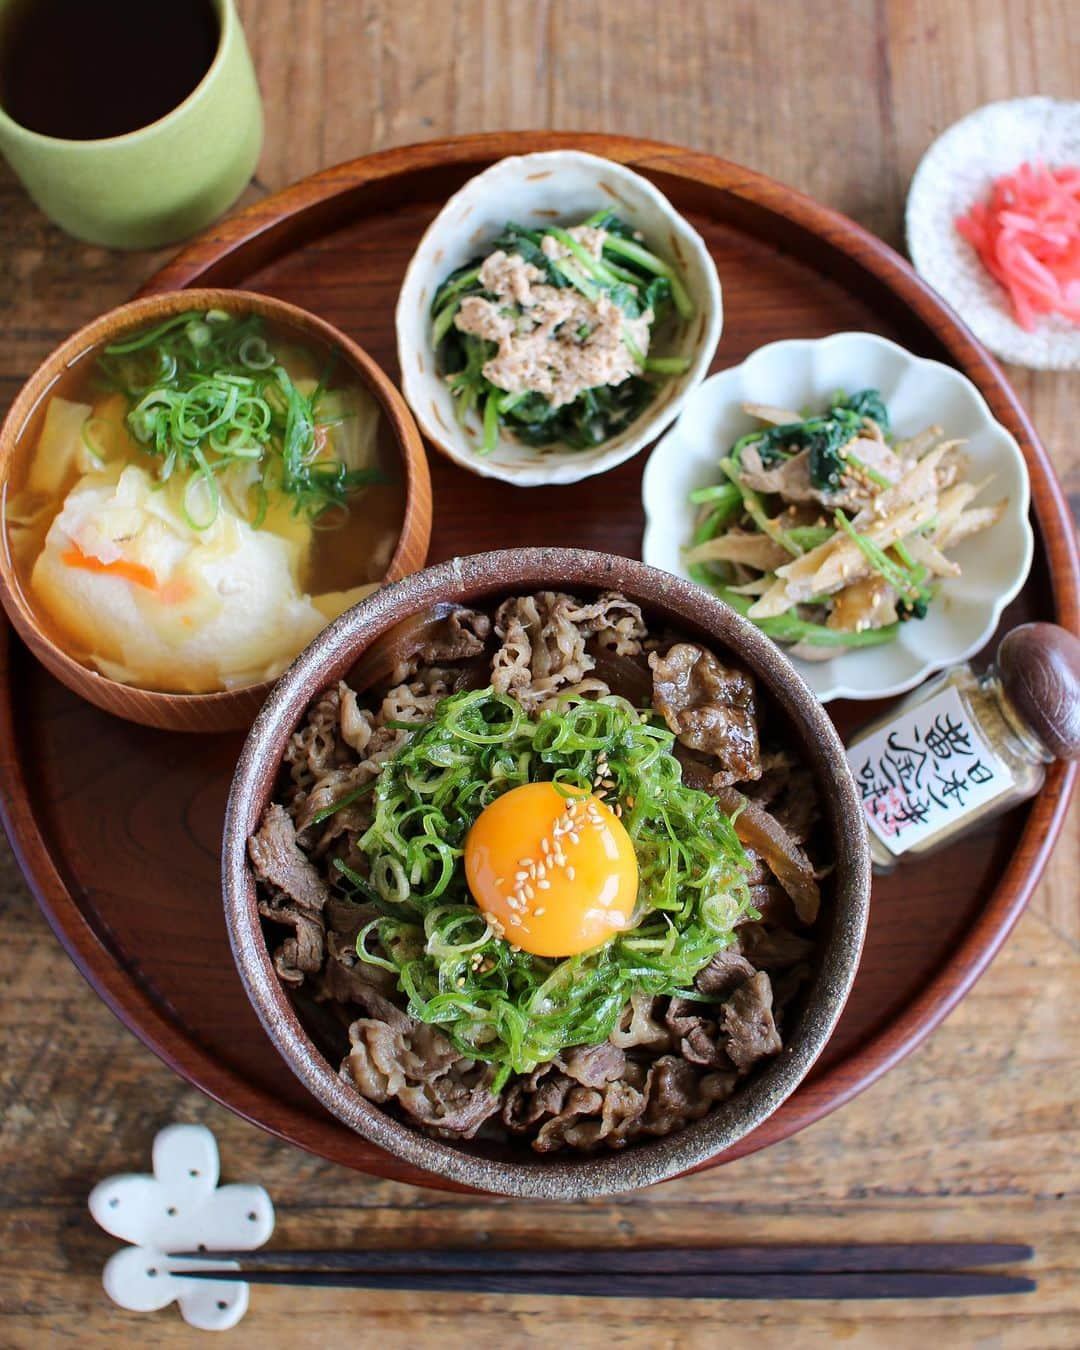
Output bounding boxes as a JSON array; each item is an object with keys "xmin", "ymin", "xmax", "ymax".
[{"xmin": 0, "ymin": 0, "xmax": 263, "ymax": 250}]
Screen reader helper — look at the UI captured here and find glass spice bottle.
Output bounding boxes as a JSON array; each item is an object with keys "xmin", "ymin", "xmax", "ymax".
[{"xmin": 845, "ymin": 622, "xmax": 1080, "ymax": 871}]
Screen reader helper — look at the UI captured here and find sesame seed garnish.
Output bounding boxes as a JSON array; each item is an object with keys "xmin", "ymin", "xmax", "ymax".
[
  {"xmin": 537, "ymin": 878, "xmax": 550, "ymax": 890},
  {"xmin": 533, "ymin": 907, "xmax": 546, "ymax": 917},
  {"xmin": 566, "ymin": 866, "xmax": 575, "ymax": 881}
]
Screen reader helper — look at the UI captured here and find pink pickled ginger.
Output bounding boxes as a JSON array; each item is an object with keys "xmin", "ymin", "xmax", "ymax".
[{"xmin": 955, "ymin": 160, "xmax": 1080, "ymax": 331}]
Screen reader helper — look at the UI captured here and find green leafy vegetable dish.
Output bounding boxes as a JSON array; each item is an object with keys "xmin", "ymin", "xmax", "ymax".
[
  {"xmin": 431, "ymin": 212, "xmax": 695, "ymax": 454},
  {"xmin": 684, "ymin": 390, "xmax": 1006, "ymax": 657},
  {"xmin": 249, "ymin": 590, "xmax": 825, "ymax": 1154}
]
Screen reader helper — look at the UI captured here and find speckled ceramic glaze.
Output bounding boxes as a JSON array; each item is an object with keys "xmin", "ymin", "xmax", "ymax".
[
  {"xmin": 396, "ymin": 152, "xmax": 723, "ymax": 486},
  {"xmin": 223, "ymin": 549, "xmax": 871, "ymax": 1199}
]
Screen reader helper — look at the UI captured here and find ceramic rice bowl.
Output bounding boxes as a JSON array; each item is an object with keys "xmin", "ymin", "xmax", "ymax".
[{"xmin": 223, "ymin": 549, "xmax": 870, "ymax": 1199}]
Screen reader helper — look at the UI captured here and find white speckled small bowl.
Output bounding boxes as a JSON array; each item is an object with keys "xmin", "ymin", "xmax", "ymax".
[
  {"xmin": 395, "ymin": 151, "xmax": 723, "ymax": 486},
  {"xmin": 907, "ymin": 96, "xmax": 1080, "ymax": 371},
  {"xmin": 642, "ymin": 332, "xmax": 1035, "ymax": 703}
]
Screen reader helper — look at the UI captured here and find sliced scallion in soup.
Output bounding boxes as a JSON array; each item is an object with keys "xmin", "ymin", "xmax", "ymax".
[{"xmin": 3, "ymin": 311, "xmax": 405, "ymax": 694}]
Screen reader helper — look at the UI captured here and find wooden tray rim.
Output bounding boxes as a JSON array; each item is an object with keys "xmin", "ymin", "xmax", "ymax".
[{"xmin": 2, "ymin": 131, "xmax": 1077, "ymax": 1190}]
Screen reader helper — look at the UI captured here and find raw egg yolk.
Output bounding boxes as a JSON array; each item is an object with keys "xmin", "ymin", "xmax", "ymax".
[{"xmin": 464, "ymin": 782, "xmax": 638, "ymax": 958}]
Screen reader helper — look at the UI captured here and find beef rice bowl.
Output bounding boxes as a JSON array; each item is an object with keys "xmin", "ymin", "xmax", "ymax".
[{"xmin": 243, "ymin": 568, "xmax": 852, "ymax": 1165}]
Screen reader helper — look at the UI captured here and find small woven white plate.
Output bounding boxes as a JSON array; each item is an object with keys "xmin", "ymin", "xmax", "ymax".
[
  {"xmin": 907, "ymin": 96, "xmax": 1080, "ymax": 371},
  {"xmin": 641, "ymin": 332, "xmax": 1034, "ymax": 703}
]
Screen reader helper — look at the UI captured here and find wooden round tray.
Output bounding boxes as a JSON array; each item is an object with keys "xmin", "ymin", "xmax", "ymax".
[{"xmin": 2, "ymin": 133, "xmax": 1076, "ymax": 1191}]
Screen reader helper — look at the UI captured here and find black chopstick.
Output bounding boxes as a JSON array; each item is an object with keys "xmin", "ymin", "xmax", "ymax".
[
  {"xmin": 168, "ymin": 1242, "xmax": 1033, "ymax": 1275},
  {"xmin": 173, "ymin": 1268, "xmax": 1035, "ymax": 1300}
]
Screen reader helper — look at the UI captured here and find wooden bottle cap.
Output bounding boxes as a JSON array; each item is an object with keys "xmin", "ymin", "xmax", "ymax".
[{"xmin": 997, "ymin": 622, "xmax": 1080, "ymax": 761}]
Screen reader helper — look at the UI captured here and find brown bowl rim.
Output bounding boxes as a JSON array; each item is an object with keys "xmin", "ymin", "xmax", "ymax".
[
  {"xmin": 0, "ymin": 287, "xmax": 432, "ymax": 731},
  {"xmin": 222, "ymin": 547, "xmax": 872, "ymax": 1199}
]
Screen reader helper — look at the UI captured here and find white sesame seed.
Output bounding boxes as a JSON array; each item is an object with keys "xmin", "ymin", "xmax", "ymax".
[
  {"xmin": 566, "ymin": 866, "xmax": 576, "ymax": 881},
  {"xmin": 538, "ymin": 879, "xmax": 550, "ymax": 890},
  {"xmin": 514, "ymin": 870, "xmax": 528, "ymax": 882},
  {"xmin": 533, "ymin": 907, "xmax": 546, "ymax": 917},
  {"xmin": 524, "ymin": 885, "xmax": 534, "ymax": 900},
  {"xmin": 569, "ymin": 832, "xmax": 580, "ymax": 845}
]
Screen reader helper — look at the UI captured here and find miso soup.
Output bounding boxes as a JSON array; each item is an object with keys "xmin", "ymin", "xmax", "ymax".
[{"xmin": 3, "ymin": 309, "xmax": 407, "ymax": 694}]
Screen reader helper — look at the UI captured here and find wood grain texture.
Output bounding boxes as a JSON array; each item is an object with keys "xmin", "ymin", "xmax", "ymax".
[
  {"xmin": 0, "ymin": 1, "xmax": 1076, "ymax": 1345},
  {"xmin": 5, "ymin": 129, "xmax": 1072, "ymax": 1188}
]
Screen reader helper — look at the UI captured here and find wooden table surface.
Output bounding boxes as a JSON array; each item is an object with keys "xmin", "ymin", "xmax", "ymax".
[{"xmin": 0, "ymin": 2, "xmax": 1076, "ymax": 1345}]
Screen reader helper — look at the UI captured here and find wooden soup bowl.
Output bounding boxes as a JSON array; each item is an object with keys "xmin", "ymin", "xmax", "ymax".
[
  {"xmin": 0, "ymin": 289, "xmax": 432, "ymax": 733},
  {"xmin": 223, "ymin": 548, "xmax": 872, "ymax": 1199}
]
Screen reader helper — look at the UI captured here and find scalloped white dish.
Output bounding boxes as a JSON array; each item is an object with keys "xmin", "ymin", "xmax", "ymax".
[
  {"xmin": 395, "ymin": 150, "xmax": 723, "ymax": 486},
  {"xmin": 907, "ymin": 96, "xmax": 1080, "ymax": 372},
  {"xmin": 641, "ymin": 332, "xmax": 1034, "ymax": 702}
]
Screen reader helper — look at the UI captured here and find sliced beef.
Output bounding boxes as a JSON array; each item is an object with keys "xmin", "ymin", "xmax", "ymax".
[
  {"xmin": 315, "ymin": 953, "xmax": 396, "ymax": 1005},
  {"xmin": 311, "ymin": 897, "xmax": 398, "ymax": 1003},
  {"xmin": 249, "ymin": 804, "xmax": 330, "ymax": 915},
  {"xmin": 503, "ymin": 1070, "xmax": 577, "ymax": 1133},
  {"xmin": 558, "ymin": 1042, "xmax": 627, "ymax": 1087},
  {"xmin": 260, "ymin": 902, "xmax": 324, "ymax": 987},
  {"xmin": 415, "ymin": 606, "xmax": 491, "ymax": 665},
  {"xmin": 640, "ymin": 1055, "xmax": 737, "ymax": 1135},
  {"xmin": 694, "ymin": 948, "xmax": 758, "ymax": 998},
  {"xmin": 649, "ymin": 643, "xmax": 761, "ymax": 784},
  {"xmin": 398, "ymin": 1062, "xmax": 502, "ymax": 1139},
  {"xmin": 342, "ymin": 1001, "xmax": 499, "ymax": 1140},
  {"xmin": 284, "ymin": 684, "xmax": 346, "ymax": 792},
  {"xmin": 720, "ymin": 971, "xmax": 782, "ymax": 1070},
  {"xmin": 712, "ymin": 787, "xmax": 820, "ymax": 925},
  {"xmin": 532, "ymin": 1085, "xmax": 607, "ymax": 1151},
  {"xmin": 609, "ymin": 991, "xmax": 671, "ymax": 1051},
  {"xmin": 491, "ymin": 591, "xmax": 647, "ymax": 711},
  {"xmin": 737, "ymin": 923, "xmax": 816, "ymax": 970},
  {"xmin": 664, "ymin": 998, "xmax": 729, "ymax": 1068}
]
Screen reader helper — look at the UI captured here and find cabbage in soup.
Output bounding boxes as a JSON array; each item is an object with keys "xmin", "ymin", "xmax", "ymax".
[{"xmin": 3, "ymin": 310, "xmax": 406, "ymax": 694}]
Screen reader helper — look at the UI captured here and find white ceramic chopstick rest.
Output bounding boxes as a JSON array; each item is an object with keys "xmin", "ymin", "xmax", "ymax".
[{"xmin": 88, "ymin": 1122, "xmax": 275, "ymax": 1331}]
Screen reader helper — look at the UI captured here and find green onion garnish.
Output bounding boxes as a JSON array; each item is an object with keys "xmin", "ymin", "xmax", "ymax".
[{"xmin": 348, "ymin": 688, "xmax": 754, "ymax": 1086}]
